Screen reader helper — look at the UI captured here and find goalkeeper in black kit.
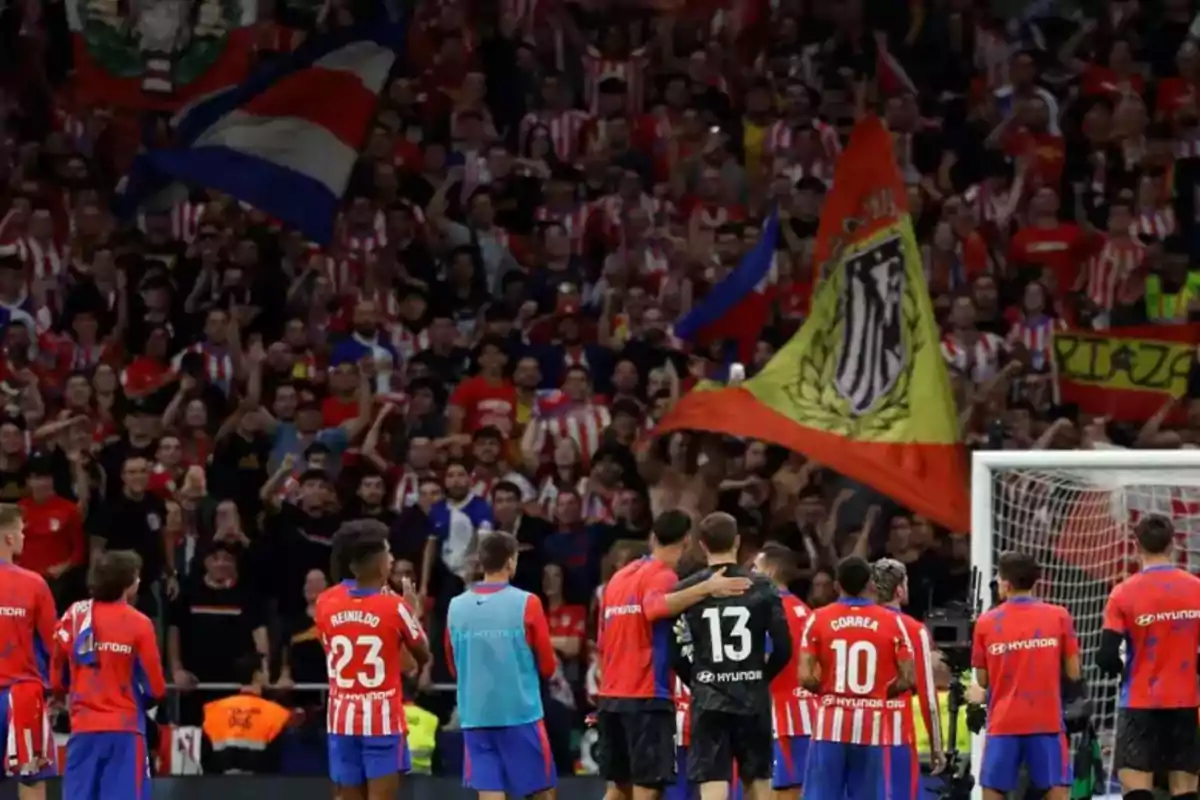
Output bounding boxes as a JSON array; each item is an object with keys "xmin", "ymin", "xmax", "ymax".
[
  {"xmin": 671, "ymin": 512, "xmax": 792, "ymax": 800},
  {"xmin": 1097, "ymin": 515, "xmax": 1200, "ymax": 800}
]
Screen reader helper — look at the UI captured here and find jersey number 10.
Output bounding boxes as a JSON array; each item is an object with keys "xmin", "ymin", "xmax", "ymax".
[
  {"xmin": 831, "ymin": 639, "xmax": 878, "ymax": 694},
  {"xmin": 701, "ymin": 606, "xmax": 752, "ymax": 663},
  {"xmin": 328, "ymin": 634, "xmax": 386, "ymax": 689}
]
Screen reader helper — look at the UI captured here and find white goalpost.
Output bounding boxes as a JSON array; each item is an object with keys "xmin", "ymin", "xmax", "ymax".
[{"xmin": 970, "ymin": 449, "xmax": 1200, "ymax": 800}]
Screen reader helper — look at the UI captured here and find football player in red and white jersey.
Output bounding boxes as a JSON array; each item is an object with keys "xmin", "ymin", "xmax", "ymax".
[
  {"xmin": 316, "ymin": 520, "xmax": 430, "ymax": 800},
  {"xmin": 800, "ymin": 557, "xmax": 915, "ymax": 800},
  {"xmin": 872, "ymin": 558, "xmax": 945, "ymax": 800},
  {"xmin": 754, "ymin": 543, "xmax": 813, "ymax": 800}
]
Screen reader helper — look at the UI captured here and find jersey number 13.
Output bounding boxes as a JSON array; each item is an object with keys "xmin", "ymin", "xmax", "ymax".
[{"xmin": 701, "ymin": 606, "xmax": 752, "ymax": 663}]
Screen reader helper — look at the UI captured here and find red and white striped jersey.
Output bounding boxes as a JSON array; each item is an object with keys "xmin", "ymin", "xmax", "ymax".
[
  {"xmin": 16, "ymin": 237, "xmax": 66, "ymax": 287},
  {"xmin": 169, "ymin": 202, "xmax": 206, "ymax": 245},
  {"xmin": 319, "ymin": 255, "xmax": 361, "ymax": 297},
  {"xmin": 519, "ymin": 110, "xmax": 591, "ymax": 164},
  {"xmin": 764, "ymin": 118, "xmax": 842, "ymax": 164},
  {"xmin": 536, "ymin": 474, "xmax": 589, "ymax": 518},
  {"xmin": 891, "ymin": 607, "xmax": 942, "ymax": 751},
  {"xmin": 1081, "ymin": 236, "xmax": 1145, "ymax": 310},
  {"xmin": 355, "ymin": 287, "xmax": 401, "ymax": 321},
  {"xmin": 531, "ymin": 404, "xmax": 612, "ymax": 461},
  {"xmin": 1131, "ymin": 207, "xmax": 1176, "ymax": 243},
  {"xmin": 777, "ymin": 159, "xmax": 833, "ymax": 187},
  {"xmin": 940, "ymin": 332, "xmax": 1005, "ymax": 384},
  {"xmin": 1007, "ymin": 316, "xmax": 1066, "ymax": 372},
  {"xmin": 534, "ymin": 204, "xmax": 593, "ymax": 255},
  {"xmin": 340, "ymin": 227, "xmax": 387, "ymax": 266},
  {"xmin": 673, "ymin": 676, "xmax": 691, "ymax": 747},
  {"xmin": 171, "ymin": 343, "xmax": 235, "ymax": 392},
  {"xmin": 583, "ymin": 49, "xmax": 648, "ymax": 114},
  {"xmin": 771, "ymin": 592, "xmax": 814, "ymax": 739},
  {"xmin": 799, "ymin": 601, "xmax": 915, "ymax": 746},
  {"xmin": 315, "ymin": 582, "xmax": 426, "ymax": 738},
  {"xmin": 387, "ymin": 324, "xmax": 431, "ymax": 362},
  {"xmin": 391, "ymin": 468, "xmax": 422, "ymax": 511}
]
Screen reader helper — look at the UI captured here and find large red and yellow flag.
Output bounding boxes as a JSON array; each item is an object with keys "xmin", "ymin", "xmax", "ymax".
[{"xmin": 656, "ymin": 115, "xmax": 969, "ymax": 532}]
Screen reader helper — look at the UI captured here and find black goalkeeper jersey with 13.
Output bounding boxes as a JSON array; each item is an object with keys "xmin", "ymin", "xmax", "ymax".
[{"xmin": 671, "ymin": 563, "xmax": 791, "ymax": 716}]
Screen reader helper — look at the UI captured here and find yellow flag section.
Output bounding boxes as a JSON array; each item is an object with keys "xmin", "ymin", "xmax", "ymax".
[{"xmin": 656, "ymin": 115, "xmax": 969, "ymax": 532}]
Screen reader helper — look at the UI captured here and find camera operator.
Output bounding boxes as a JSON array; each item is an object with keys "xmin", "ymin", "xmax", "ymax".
[{"xmin": 968, "ymin": 552, "xmax": 1087, "ymax": 800}]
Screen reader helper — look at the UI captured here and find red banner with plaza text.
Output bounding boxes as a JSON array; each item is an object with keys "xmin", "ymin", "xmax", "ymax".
[{"xmin": 1053, "ymin": 324, "xmax": 1200, "ymax": 424}]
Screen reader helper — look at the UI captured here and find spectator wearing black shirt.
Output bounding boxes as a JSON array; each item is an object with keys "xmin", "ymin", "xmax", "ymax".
[
  {"xmin": 209, "ymin": 406, "xmax": 273, "ymax": 519},
  {"xmin": 0, "ymin": 416, "xmax": 29, "ymax": 502},
  {"xmin": 263, "ymin": 468, "xmax": 339, "ymax": 615},
  {"xmin": 278, "ymin": 568, "xmax": 329, "ymax": 709},
  {"xmin": 91, "ymin": 455, "xmax": 174, "ymax": 615},
  {"xmin": 168, "ymin": 540, "xmax": 267, "ymax": 724},
  {"xmin": 98, "ymin": 402, "xmax": 159, "ymax": 501},
  {"xmin": 494, "ymin": 480, "xmax": 550, "ymax": 594}
]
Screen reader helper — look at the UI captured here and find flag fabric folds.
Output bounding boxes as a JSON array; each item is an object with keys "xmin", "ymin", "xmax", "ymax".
[
  {"xmin": 64, "ymin": 0, "xmax": 258, "ymax": 111},
  {"xmin": 1052, "ymin": 324, "xmax": 1200, "ymax": 424},
  {"xmin": 116, "ymin": 23, "xmax": 403, "ymax": 244},
  {"xmin": 656, "ymin": 115, "xmax": 968, "ymax": 532},
  {"xmin": 674, "ymin": 208, "xmax": 779, "ymax": 364}
]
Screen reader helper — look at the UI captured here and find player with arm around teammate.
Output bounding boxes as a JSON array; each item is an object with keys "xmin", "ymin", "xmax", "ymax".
[
  {"xmin": 971, "ymin": 551, "xmax": 1082, "ymax": 800},
  {"xmin": 1097, "ymin": 514, "xmax": 1200, "ymax": 800},
  {"xmin": 751, "ymin": 543, "xmax": 813, "ymax": 800},
  {"xmin": 872, "ymin": 558, "xmax": 946, "ymax": 800},
  {"xmin": 446, "ymin": 531, "xmax": 559, "ymax": 800},
  {"xmin": 596, "ymin": 510, "xmax": 752, "ymax": 800},
  {"xmin": 799, "ymin": 556, "xmax": 915, "ymax": 800},
  {"xmin": 671, "ymin": 513, "xmax": 791, "ymax": 800},
  {"xmin": 317, "ymin": 520, "xmax": 431, "ymax": 800},
  {"xmin": 53, "ymin": 551, "xmax": 168, "ymax": 800},
  {"xmin": 0, "ymin": 504, "xmax": 58, "ymax": 800}
]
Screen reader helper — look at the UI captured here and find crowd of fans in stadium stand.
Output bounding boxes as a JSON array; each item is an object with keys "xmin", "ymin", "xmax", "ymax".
[{"xmin": 3, "ymin": 0, "xmax": 1200, "ymax": 776}]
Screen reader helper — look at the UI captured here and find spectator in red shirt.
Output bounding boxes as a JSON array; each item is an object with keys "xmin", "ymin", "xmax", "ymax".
[
  {"xmin": 448, "ymin": 336, "xmax": 517, "ymax": 437},
  {"xmin": 18, "ymin": 455, "xmax": 85, "ymax": 608},
  {"xmin": 543, "ymin": 562, "xmax": 587, "ymax": 669},
  {"xmin": 1008, "ymin": 187, "xmax": 1085, "ymax": 294}
]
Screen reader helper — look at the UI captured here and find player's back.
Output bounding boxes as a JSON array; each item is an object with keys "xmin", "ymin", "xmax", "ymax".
[
  {"xmin": 0, "ymin": 561, "xmax": 55, "ymax": 688},
  {"xmin": 802, "ymin": 599, "xmax": 911, "ymax": 745},
  {"xmin": 771, "ymin": 591, "xmax": 814, "ymax": 738},
  {"xmin": 53, "ymin": 600, "xmax": 166, "ymax": 734},
  {"xmin": 972, "ymin": 597, "xmax": 1075, "ymax": 735},
  {"xmin": 315, "ymin": 582, "xmax": 424, "ymax": 737},
  {"xmin": 890, "ymin": 607, "xmax": 939, "ymax": 747},
  {"xmin": 676, "ymin": 564, "xmax": 779, "ymax": 715},
  {"xmin": 598, "ymin": 556, "xmax": 676, "ymax": 703},
  {"xmin": 1105, "ymin": 566, "xmax": 1200, "ymax": 709}
]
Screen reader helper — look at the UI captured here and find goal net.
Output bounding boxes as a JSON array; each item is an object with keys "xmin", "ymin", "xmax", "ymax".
[{"xmin": 970, "ymin": 450, "xmax": 1200, "ymax": 796}]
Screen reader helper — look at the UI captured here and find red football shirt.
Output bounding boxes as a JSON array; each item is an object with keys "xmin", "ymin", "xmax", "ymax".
[
  {"xmin": 315, "ymin": 581, "xmax": 427, "ymax": 736},
  {"xmin": 799, "ymin": 598, "xmax": 913, "ymax": 745},
  {"xmin": 771, "ymin": 591, "xmax": 814, "ymax": 738},
  {"xmin": 1102, "ymin": 565, "xmax": 1200, "ymax": 709},
  {"xmin": 597, "ymin": 557, "xmax": 677, "ymax": 703},
  {"xmin": 52, "ymin": 599, "xmax": 167, "ymax": 734},
  {"xmin": 1008, "ymin": 223, "xmax": 1085, "ymax": 293},
  {"xmin": 892, "ymin": 607, "xmax": 941, "ymax": 748},
  {"xmin": 448, "ymin": 377, "xmax": 518, "ymax": 437},
  {"xmin": 972, "ymin": 596, "xmax": 1078, "ymax": 734},
  {"xmin": 17, "ymin": 496, "xmax": 85, "ymax": 576},
  {"xmin": 0, "ymin": 561, "xmax": 56, "ymax": 688}
]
